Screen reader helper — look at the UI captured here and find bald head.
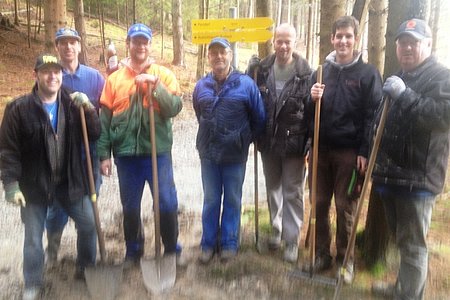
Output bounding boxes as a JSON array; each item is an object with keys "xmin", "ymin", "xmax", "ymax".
[{"xmin": 274, "ymin": 23, "xmax": 297, "ymax": 65}]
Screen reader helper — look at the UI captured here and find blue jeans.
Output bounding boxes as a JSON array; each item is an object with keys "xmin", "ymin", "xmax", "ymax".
[
  {"xmin": 374, "ymin": 184, "xmax": 435, "ymax": 300},
  {"xmin": 115, "ymin": 154, "xmax": 179, "ymax": 258},
  {"xmin": 21, "ymin": 196, "xmax": 96, "ymax": 288},
  {"xmin": 200, "ymin": 159, "xmax": 246, "ymax": 252}
]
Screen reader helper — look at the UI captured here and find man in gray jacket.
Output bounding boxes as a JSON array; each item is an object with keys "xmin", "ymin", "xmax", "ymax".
[
  {"xmin": 248, "ymin": 23, "xmax": 311, "ymax": 263},
  {"xmin": 372, "ymin": 19, "xmax": 450, "ymax": 300}
]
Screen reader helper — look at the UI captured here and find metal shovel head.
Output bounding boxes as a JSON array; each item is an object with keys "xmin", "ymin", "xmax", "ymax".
[
  {"xmin": 84, "ymin": 264, "xmax": 123, "ymax": 300},
  {"xmin": 140, "ymin": 254, "xmax": 176, "ymax": 294}
]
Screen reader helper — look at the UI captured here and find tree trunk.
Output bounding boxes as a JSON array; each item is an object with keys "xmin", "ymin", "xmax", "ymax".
[
  {"xmin": 74, "ymin": 0, "xmax": 88, "ymax": 65},
  {"xmin": 171, "ymin": 0, "xmax": 184, "ymax": 66},
  {"xmin": 351, "ymin": 0, "xmax": 369, "ymax": 51},
  {"xmin": 43, "ymin": 0, "xmax": 66, "ymax": 52},
  {"xmin": 255, "ymin": 0, "xmax": 273, "ymax": 59},
  {"xmin": 429, "ymin": 0, "xmax": 440, "ymax": 53},
  {"xmin": 367, "ymin": 0, "xmax": 387, "ymax": 76},
  {"xmin": 14, "ymin": 0, "xmax": 19, "ymax": 25},
  {"xmin": 280, "ymin": 0, "xmax": 291, "ymax": 24},
  {"xmin": 319, "ymin": 0, "xmax": 345, "ymax": 63},
  {"xmin": 195, "ymin": 0, "xmax": 206, "ymax": 80}
]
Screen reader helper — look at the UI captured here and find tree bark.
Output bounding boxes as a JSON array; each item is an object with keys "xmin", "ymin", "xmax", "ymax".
[
  {"xmin": 367, "ymin": 0, "xmax": 388, "ymax": 76},
  {"xmin": 74, "ymin": 0, "xmax": 88, "ymax": 65},
  {"xmin": 319, "ymin": 0, "xmax": 345, "ymax": 63},
  {"xmin": 255, "ymin": 0, "xmax": 273, "ymax": 59},
  {"xmin": 43, "ymin": 0, "xmax": 67, "ymax": 52},
  {"xmin": 172, "ymin": 0, "xmax": 184, "ymax": 66}
]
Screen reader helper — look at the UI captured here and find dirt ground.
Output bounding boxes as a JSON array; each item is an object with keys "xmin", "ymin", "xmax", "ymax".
[{"xmin": 0, "ymin": 18, "xmax": 450, "ymax": 300}]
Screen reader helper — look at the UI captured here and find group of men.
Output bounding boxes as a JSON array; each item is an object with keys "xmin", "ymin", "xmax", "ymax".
[{"xmin": 0, "ymin": 15, "xmax": 449, "ymax": 300}]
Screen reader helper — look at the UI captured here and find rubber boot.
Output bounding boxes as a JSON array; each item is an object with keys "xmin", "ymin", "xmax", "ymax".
[
  {"xmin": 46, "ymin": 231, "xmax": 62, "ymax": 268},
  {"xmin": 160, "ymin": 211, "xmax": 178, "ymax": 254},
  {"xmin": 123, "ymin": 210, "xmax": 144, "ymax": 259}
]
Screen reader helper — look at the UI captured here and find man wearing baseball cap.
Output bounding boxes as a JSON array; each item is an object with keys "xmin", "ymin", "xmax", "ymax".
[
  {"xmin": 193, "ymin": 37, "xmax": 265, "ymax": 263},
  {"xmin": 0, "ymin": 53, "xmax": 100, "ymax": 299},
  {"xmin": 98, "ymin": 23, "xmax": 186, "ymax": 268},
  {"xmin": 44, "ymin": 27, "xmax": 105, "ymax": 272},
  {"xmin": 372, "ymin": 19, "xmax": 450, "ymax": 299}
]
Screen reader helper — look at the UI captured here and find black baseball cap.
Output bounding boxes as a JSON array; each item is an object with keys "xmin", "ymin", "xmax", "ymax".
[
  {"xmin": 395, "ymin": 19, "xmax": 432, "ymax": 41},
  {"xmin": 34, "ymin": 54, "xmax": 63, "ymax": 71}
]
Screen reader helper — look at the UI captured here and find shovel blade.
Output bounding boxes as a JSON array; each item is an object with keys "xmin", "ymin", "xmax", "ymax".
[
  {"xmin": 140, "ymin": 254, "xmax": 176, "ymax": 294},
  {"xmin": 84, "ymin": 264, "xmax": 123, "ymax": 300}
]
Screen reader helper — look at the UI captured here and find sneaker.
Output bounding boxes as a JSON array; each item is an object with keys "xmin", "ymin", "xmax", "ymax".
[
  {"xmin": 220, "ymin": 249, "xmax": 237, "ymax": 263},
  {"xmin": 372, "ymin": 281, "xmax": 395, "ymax": 297},
  {"xmin": 123, "ymin": 256, "xmax": 140, "ymax": 270},
  {"xmin": 22, "ymin": 287, "xmax": 41, "ymax": 300},
  {"xmin": 268, "ymin": 231, "xmax": 281, "ymax": 250},
  {"xmin": 283, "ymin": 243, "xmax": 298, "ymax": 263},
  {"xmin": 337, "ymin": 262, "xmax": 354, "ymax": 284},
  {"xmin": 312, "ymin": 254, "xmax": 332, "ymax": 272},
  {"xmin": 176, "ymin": 252, "xmax": 188, "ymax": 268},
  {"xmin": 198, "ymin": 249, "xmax": 214, "ymax": 264},
  {"xmin": 74, "ymin": 265, "xmax": 85, "ymax": 281}
]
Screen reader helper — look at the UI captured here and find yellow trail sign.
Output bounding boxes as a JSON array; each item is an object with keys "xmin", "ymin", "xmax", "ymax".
[
  {"xmin": 192, "ymin": 17, "xmax": 273, "ymax": 32},
  {"xmin": 192, "ymin": 29, "xmax": 273, "ymax": 44}
]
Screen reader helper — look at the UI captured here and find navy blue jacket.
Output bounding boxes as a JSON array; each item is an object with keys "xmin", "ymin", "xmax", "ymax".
[{"xmin": 193, "ymin": 70, "xmax": 266, "ymax": 163}]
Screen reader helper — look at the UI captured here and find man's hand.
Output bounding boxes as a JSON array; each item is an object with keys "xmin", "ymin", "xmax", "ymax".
[
  {"xmin": 100, "ymin": 159, "xmax": 112, "ymax": 176},
  {"xmin": 135, "ymin": 74, "xmax": 159, "ymax": 92},
  {"xmin": 383, "ymin": 76, "xmax": 406, "ymax": 101},
  {"xmin": 310, "ymin": 83, "xmax": 325, "ymax": 103},
  {"xmin": 4, "ymin": 182, "xmax": 26, "ymax": 207},
  {"xmin": 247, "ymin": 55, "xmax": 260, "ymax": 76},
  {"xmin": 70, "ymin": 92, "xmax": 95, "ymax": 110}
]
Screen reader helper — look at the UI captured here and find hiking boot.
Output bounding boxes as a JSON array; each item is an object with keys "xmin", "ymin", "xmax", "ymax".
[
  {"xmin": 372, "ymin": 281, "xmax": 395, "ymax": 297},
  {"xmin": 337, "ymin": 262, "xmax": 354, "ymax": 284},
  {"xmin": 268, "ymin": 231, "xmax": 281, "ymax": 250},
  {"xmin": 313, "ymin": 254, "xmax": 332, "ymax": 272},
  {"xmin": 22, "ymin": 287, "xmax": 41, "ymax": 300},
  {"xmin": 199, "ymin": 249, "xmax": 214, "ymax": 264},
  {"xmin": 283, "ymin": 243, "xmax": 298, "ymax": 263},
  {"xmin": 220, "ymin": 249, "xmax": 237, "ymax": 263}
]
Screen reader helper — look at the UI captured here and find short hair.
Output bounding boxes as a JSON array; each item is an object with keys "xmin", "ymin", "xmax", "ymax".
[{"xmin": 332, "ymin": 16, "xmax": 360, "ymax": 37}]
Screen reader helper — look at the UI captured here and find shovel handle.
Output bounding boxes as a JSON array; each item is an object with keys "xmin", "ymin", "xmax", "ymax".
[
  {"xmin": 80, "ymin": 107, "xmax": 107, "ymax": 263},
  {"xmin": 252, "ymin": 67, "xmax": 259, "ymax": 246},
  {"xmin": 309, "ymin": 65, "xmax": 322, "ymax": 274},
  {"xmin": 147, "ymin": 83, "xmax": 161, "ymax": 259}
]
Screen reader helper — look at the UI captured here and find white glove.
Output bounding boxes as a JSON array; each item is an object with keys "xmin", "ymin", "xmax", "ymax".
[
  {"xmin": 383, "ymin": 76, "xmax": 406, "ymax": 101},
  {"xmin": 4, "ymin": 182, "xmax": 26, "ymax": 207},
  {"xmin": 70, "ymin": 92, "xmax": 95, "ymax": 111}
]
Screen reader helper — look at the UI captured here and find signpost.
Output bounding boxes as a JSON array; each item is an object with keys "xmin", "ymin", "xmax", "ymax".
[{"xmin": 191, "ymin": 17, "xmax": 274, "ymax": 44}]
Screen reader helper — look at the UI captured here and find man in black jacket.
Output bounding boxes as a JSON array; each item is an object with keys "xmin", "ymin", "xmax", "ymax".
[
  {"xmin": 372, "ymin": 19, "xmax": 450, "ymax": 300},
  {"xmin": 0, "ymin": 54, "xmax": 100, "ymax": 300},
  {"xmin": 248, "ymin": 23, "xmax": 311, "ymax": 263},
  {"xmin": 309, "ymin": 16, "xmax": 382, "ymax": 282}
]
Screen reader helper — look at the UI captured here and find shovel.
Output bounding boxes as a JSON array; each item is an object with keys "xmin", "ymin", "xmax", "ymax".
[
  {"xmin": 140, "ymin": 83, "xmax": 176, "ymax": 294},
  {"xmin": 332, "ymin": 96, "xmax": 391, "ymax": 300},
  {"xmin": 79, "ymin": 107, "xmax": 122, "ymax": 300}
]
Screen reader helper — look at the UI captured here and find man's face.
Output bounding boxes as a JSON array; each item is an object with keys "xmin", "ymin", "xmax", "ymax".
[
  {"xmin": 396, "ymin": 35, "xmax": 432, "ymax": 72},
  {"xmin": 331, "ymin": 26, "xmax": 358, "ymax": 63},
  {"xmin": 208, "ymin": 45, "xmax": 232, "ymax": 74},
  {"xmin": 274, "ymin": 28, "xmax": 295, "ymax": 63},
  {"xmin": 34, "ymin": 66, "xmax": 62, "ymax": 96},
  {"xmin": 128, "ymin": 36, "xmax": 151, "ymax": 64},
  {"xmin": 55, "ymin": 37, "xmax": 81, "ymax": 64}
]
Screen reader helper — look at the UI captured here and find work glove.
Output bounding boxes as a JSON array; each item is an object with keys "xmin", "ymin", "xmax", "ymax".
[
  {"xmin": 383, "ymin": 76, "xmax": 406, "ymax": 101},
  {"xmin": 4, "ymin": 181, "xmax": 26, "ymax": 207},
  {"xmin": 70, "ymin": 92, "xmax": 95, "ymax": 111},
  {"xmin": 247, "ymin": 55, "xmax": 261, "ymax": 76}
]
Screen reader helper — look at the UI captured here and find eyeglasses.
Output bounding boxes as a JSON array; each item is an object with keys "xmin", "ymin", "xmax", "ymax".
[
  {"xmin": 208, "ymin": 48, "xmax": 231, "ymax": 57},
  {"xmin": 397, "ymin": 38, "xmax": 421, "ymax": 49}
]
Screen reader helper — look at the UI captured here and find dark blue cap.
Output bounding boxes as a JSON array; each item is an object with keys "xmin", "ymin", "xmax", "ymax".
[
  {"xmin": 55, "ymin": 27, "xmax": 81, "ymax": 42},
  {"xmin": 127, "ymin": 23, "xmax": 152, "ymax": 40},
  {"xmin": 395, "ymin": 19, "xmax": 432, "ymax": 41},
  {"xmin": 208, "ymin": 37, "xmax": 231, "ymax": 49}
]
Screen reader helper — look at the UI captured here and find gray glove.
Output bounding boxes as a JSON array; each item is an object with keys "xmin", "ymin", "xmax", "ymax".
[
  {"xmin": 383, "ymin": 76, "xmax": 406, "ymax": 100},
  {"xmin": 4, "ymin": 181, "xmax": 26, "ymax": 207},
  {"xmin": 247, "ymin": 55, "xmax": 261, "ymax": 76},
  {"xmin": 70, "ymin": 92, "xmax": 95, "ymax": 110}
]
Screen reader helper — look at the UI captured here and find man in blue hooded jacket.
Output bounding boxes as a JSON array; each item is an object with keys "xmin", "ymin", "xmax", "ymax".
[{"xmin": 193, "ymin": 37, "xmax": 266, "ymax": 264}]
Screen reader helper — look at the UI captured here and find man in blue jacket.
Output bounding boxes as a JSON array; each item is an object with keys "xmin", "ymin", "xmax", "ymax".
[
  {"xmin": 372, "ymin": 19, "xmax": 450, "ymax": 299},
  {"xmin": 193, "ymin": 37, "xmax": 266, "ymax": 264}
]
